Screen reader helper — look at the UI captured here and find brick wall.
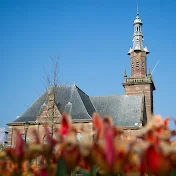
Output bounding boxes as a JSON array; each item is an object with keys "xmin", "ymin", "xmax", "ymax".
[
  {"xmin": 7, "ymin": 122, "xmax": 93, "ymax": 147},
  {"xmin": 130, "ymin": 51, "xmax": 147, "ymax": 78}
]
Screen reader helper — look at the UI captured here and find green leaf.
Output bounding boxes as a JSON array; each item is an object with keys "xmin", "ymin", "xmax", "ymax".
[
  {"xmin": 55, "ymin": 157, "xmax": 67, "ymax": 176},
  {"xmin": 79, "ymin": 169, "xmax": 90, "ymax": 176},
  {"xmin": 90, "ymin": 166, "xmax": 97, "ymax": 176},
  {"xmin": 169, "ymin": 169, "xmax": 176, "ymax": 176},
  {"xmin": 78, "ymin": 166, "xmax": 97, "ymax": 176}
]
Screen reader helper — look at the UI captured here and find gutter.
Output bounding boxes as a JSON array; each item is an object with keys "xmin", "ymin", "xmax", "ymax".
[{"xmin": 7, "ymin": 119, "xmax": 92, "ymax": 126}]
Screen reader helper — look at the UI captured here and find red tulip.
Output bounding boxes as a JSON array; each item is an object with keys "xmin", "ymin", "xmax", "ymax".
[
  {"xmin": 92, "ymin": 113, "xmax": 104, "ymax": 140},
  {"xmin": 59, "ymin": 113, "xmax": 71, "ymax": 138},
  {"xmin": 145, "ymin": 145, "xmax": 161, "ymax": 174},
  {"xmin": 104, "ymin": 128, "xmax": 115, "ymax": 169}
]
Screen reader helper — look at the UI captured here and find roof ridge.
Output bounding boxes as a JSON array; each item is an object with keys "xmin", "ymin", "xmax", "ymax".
[
  {"xmin": 55, "ymin": 85, "xmax": 73, "ymax": 88},
  {"xmin": 74, "ymin": 86, "xmax": 92, "ymax": 119},
  {"xmin": 75, "ymin": 85, "xmax": 89, "ymax": 97},
  {"xmin": 89, "ymin": 98, "xmax": 97, "ymax": 113}
]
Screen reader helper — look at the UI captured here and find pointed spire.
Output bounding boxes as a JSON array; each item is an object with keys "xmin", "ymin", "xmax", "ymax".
[
  {"xmin": 128, "ymin": 5, "xmax": 149, "ymax": 55},
  {"xmin": 136, "ymin": 3, "xmax": 139, "ymax": 16},
  {"xmin": 147, "ymin": 68, "xmax": 152, "ymax": 81},
  {"xmin": 134, "ymin": 4, "xmax": 142, "ymax": 24},
  {"xmin": 148, "ymin": 68, "xmax": 151, "ymax": 75},
  {"xmin": 124, "ymin": 70, "xmax": 127, "ymax": 83},
  {"xmin": 124, "ymin": 70, "xmax": 127, "ymax": 77}
]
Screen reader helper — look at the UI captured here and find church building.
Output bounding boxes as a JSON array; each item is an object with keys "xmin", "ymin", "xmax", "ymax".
[{"xmin": 7, "ymin": 9, "xmax": 155, "ymax": 146}]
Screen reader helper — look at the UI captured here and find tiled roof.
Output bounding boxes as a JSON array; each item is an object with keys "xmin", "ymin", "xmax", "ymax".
[
  {"xmin": 90, "ymin": 95, "xmax": 144, "ymax": 128},
  {"xmin": 12, "ymin": 85, "xmax": 144, "ymax": 128},
  {"xmin": 13, "ymin": 92, "xmax": 48, "ymax": 122},
  {"xmin": 14, "ymin": 85, "xmax": 95, "ymax": 123}
]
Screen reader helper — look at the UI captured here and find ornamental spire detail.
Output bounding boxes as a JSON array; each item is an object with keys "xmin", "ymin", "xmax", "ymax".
[{"xmin": 128, "ymin": 6, "xmax": 149, "ymax": 55}]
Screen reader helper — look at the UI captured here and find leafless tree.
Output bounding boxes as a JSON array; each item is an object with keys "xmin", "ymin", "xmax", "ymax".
[
  {"xmin": 39, "ymin": 54, "xmax": 63, "ymax": 138},
  {"xmin": 42, "ymin": 54, "xmax": 61, "ymax": 89},
  {"xmin": 38, "ymin": 54, "xmax": 71, "ymax": 139}
]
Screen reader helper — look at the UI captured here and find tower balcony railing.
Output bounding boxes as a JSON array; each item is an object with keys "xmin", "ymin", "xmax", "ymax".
[{"xmin": 124, "ymin": 77, "xmax": 152, "ymax": 84}]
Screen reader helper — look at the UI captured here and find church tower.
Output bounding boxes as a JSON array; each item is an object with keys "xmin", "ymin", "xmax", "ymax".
[{"xmin": 122, "ymin": 7, "xmax": 155, "ymax": 123}]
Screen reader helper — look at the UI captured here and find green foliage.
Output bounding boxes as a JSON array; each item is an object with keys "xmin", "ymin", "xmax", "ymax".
[
  {"xmin": 169, "ymin": 169, "xmax": 176, "ymax": 176},
  {"xmin": 55, "ymin": 157, "xmax": 67, "ymax": 176},
  {"xmin": 78, "ymin": 166, "xmax": 97, "ymax": 176}
]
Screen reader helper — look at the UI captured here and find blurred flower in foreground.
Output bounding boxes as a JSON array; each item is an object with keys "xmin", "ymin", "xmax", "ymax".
[{"xmin": 0, "ymin": 113, "xmax": 175, "ymax": 176}]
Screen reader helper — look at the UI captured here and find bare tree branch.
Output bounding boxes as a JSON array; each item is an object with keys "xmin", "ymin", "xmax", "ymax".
[
  {"xmin": 41, "ymin": 54, "xmax": 61, "ymax": 138},
  {"xmin": 51, "ymin": 55, "xmax": 60, "ymax": 87},
  {"xmin": 43, "ymin": 54, "xmax": 60, "ymax": 87},
  {"xmin": 43, "ymin": 66, "xmax": 51, "ymax": 87}
]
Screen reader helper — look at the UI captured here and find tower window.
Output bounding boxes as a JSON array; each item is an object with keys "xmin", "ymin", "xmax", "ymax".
[
  {"xmin": 132, "ymin": 63, "xmax": 134, "ymax": 71},
  {"xmin": 136, "ymin": 62, "xmax": 140, "ymax": 69},
  {"xmin": 142, "ymin": 62, "xmax": 145, "ymax": 70}
]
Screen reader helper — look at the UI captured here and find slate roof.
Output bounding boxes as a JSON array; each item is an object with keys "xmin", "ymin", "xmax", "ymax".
[
  {"xmin": 13, "ymin": 85, "xmax": 95, "ymax": 123},
  {"xmin": 90, "ymin": 95, "xmax": 144, "ymax": 128},
  {"xmin": 14, "ymin": 92, "xmax": 48, "ymax": 122},
  {"xmin": 12, "ymin": 85, "xmax": 144, "ymax": 128}
]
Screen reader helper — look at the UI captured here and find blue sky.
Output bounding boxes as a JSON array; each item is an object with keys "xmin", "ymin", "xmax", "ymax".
[{"xmin": 1, "ymin": 0, "xmax": 176, "ymax": 128}]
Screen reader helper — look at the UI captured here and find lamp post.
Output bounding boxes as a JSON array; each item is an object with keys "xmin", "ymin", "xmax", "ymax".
[{"xmin": 24, "ymin": 121, "xmax": 29, "ymax": 143}]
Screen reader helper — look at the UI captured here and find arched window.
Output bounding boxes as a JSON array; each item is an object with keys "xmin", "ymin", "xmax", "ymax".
[
  {"xmin": 136, "ymin": 62, "xmax": 140, "ymax": 69},
  {"xmin": 131, "ymin": 63, "xmax": 134, "ymax": 72},
  {"xmin": 21, "ymin": 134, "xmax": 30, "ymax": 143},
  {"xmin": 142, "ymin": 62, "xmax": 145, "ymax": 70}
]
